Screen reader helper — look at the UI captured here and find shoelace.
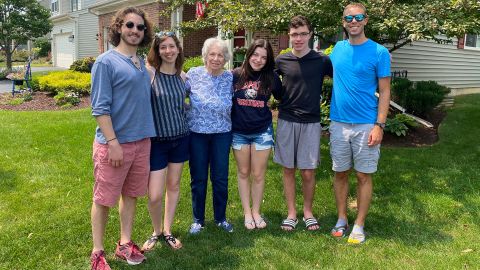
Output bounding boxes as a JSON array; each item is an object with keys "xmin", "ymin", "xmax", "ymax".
[{"xmin": 91, "ymin": 253, "xmax": 107, "ymax": 270}]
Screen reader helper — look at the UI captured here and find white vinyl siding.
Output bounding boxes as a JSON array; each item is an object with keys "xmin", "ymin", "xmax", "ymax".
[
  {"xmin": 391, "ymin": 39, "xmax": 480, "ymax": 90},
  {"xmin": 77, "ymin": 12, "xmax": 99, "ymax": 58}
]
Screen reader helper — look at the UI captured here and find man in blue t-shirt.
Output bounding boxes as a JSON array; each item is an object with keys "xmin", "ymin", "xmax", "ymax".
[{"xmin": 329, "ymin": 2, "xmax": 391, "ymax": 244}]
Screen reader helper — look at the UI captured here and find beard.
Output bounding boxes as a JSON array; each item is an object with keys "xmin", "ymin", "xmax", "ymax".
[{"xmin": 120, "ymin": 31, "xmax": 143, "ymax": 47}]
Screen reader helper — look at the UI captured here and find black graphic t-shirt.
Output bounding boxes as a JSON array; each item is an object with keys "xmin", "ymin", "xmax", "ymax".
[{"xmin": 231, "ymin": 68, "xmax": 282, "ymax": 134}]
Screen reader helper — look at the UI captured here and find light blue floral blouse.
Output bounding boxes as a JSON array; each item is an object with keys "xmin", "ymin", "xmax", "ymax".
[{"xmin": 186, "ymin": 66, "xmax": 233, "ymax": 134}]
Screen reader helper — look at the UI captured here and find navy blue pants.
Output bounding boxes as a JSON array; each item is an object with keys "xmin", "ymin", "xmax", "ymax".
[{"xmin": 189, "ymin": 131, "xmax": 232, "ymax": 224}]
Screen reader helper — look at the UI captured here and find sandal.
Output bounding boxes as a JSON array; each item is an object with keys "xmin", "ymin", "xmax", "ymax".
[
  {"xmin": 280, "ymin": 218, "xmax": 298, "ymax": 231},
  {"xmin": 254, "ymin": 216, "xmax": 267, "ymax": 229},
  {"xmin": 331, "ymin": 224, "xmax": 349, "ymax": 238},
  {"xmin": 141, "ymin": 234, "xmax": 162, "ymax": 252},
  {"xmin": 244, "ymin": 219, "xmax": 256, "ymax": 230},
  {"xmin": 303, "ymin": 217, "xmax": 320, "ymax": 231},
  {"xmin": 163, "ymin": 234, "xmax": 183, "ymax": 250}
]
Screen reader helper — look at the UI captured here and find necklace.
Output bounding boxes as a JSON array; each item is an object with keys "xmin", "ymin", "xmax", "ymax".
[{"xmin": 128, "ymin": 55, "xmax": 141, "ymax": 70}]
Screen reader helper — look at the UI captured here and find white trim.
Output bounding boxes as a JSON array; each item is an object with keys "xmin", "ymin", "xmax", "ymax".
[{"xmin": 88, "ymin": 0, "xmax": 155, "ymax": 15}]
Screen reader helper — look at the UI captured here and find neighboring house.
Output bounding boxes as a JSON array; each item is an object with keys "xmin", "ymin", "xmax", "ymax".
[
  {"xmin": 390, "ymin": 35, "xmax": 480, "ymax": 95},
  {"xmin": 49, "ymin": 0, "xmax": 99, "ymax": 68}
]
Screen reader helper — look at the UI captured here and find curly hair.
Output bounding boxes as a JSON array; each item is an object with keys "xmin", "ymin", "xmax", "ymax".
[
  {"xmin": 108, "ymin": 7, "xmax": 153, "ymax": 48},
  {"xmin": 147, "ymin": 32, "xmax": 184, "ymax": 76}
]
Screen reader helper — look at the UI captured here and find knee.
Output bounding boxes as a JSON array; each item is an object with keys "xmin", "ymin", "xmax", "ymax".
[
  {"xmin": 166, "ymin": 181, "xmax": 180, "ymax": 193},
  {"xmin": 300, "ymin": 169, "xmax": 314, "ymax": 180},
  {"xmin": 356, "ymin": 172, "xmax": 371, "ymax": 185},
  {"xmin": 335, "ymin": 171, "xmax": 350, "ymax": 182},
  {"xmin": 148, "ymin": 192, "xmax": 163, "ymax": 205},
  {"xmin": 284, "ymin": 167, "xmax": 295, "ymax": 177},
  {"xmin": 237, "ymin": 167, "xmax": 250, "ymax": 180},
  {"xmin": 251, "ymin": 171, "xmax": 265, "ymax": 184}
]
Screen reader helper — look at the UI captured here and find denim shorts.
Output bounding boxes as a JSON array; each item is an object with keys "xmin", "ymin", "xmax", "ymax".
[
  {"xmin": 150, "ymin": 135, "xmax": 189, "ymax": 171},
  {"xmin": 232, "ymin": 125, "xmax": 274, "ymax": 151}
]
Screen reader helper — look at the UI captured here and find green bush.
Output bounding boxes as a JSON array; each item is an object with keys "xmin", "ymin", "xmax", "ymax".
[
  {"xmin": 34, "ymin": 38, "xmax": 51, "ymax": 58},
  {"xmin": 407, "ymin": 81, "xmax": 450, "ymax": 116},
  {"xmin": 391, "ymin": 78, "xmax": 450, "ymax": 116},
  {"xmin": 54, "ymin": 91, "xmax": 81, "ymax": 106},
  {"xmin": 70, "ymin": 57, "xmax": 95, "ymax": 73},
  {"xmin": 323, "ymin": 45, "xmax": 334, "ymax": 55},
  {"xmin": 385, "ymin": 117, "xmax": 408, "ymax": 136},
  {"xmin": 279, "ymin": 48, "xmax": 292, "ymax": 55},
  {"xmin": 0, "ymin": 68, "xmax": 9, "ymax": 80},
  {"xmin": 12, "ymin": 50, "xmax": 30, "ymax": 62},
  {"xmin": 183, "ymin": 56, "xmax": 203, "ymax": 72},
  {"xmin": 322, "ymin": 78, "xmax": 333, "ymax": 104},
  {"xmin": 395, "ymin": 113, "xmax": 418, "ymax": 128},
  {"xmin": 320, "ymin": 100, "xmax": 330, "ymax": 130},
  {"xmin": 38, "ymin": 70, "xmax": 91, "ymax": 95}
]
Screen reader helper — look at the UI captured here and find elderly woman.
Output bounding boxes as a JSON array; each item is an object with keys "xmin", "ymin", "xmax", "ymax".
[{"xmin": 186, "ymin": 37, "xmax": 233, "ymax": 234}]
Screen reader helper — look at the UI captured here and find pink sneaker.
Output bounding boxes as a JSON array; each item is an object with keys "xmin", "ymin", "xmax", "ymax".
[
  {"xmin": 115, "ymin": 241, "xmax": 146, "ymax": 265},
  {"xmin": 90, "ymin": 250, "xmax": 111, "ymax": 270}
]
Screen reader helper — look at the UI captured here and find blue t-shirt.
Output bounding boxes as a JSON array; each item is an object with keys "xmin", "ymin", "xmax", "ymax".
[
  {"xmin": 330, "ymin": 39, "xmax": 390, "ymax": 124},
  {"xmin": 91, "ymin": 50, "xmax": 156, "ymax": 144},
  {"xmin": 185, "ymin": 66, "xmax": 233, "ymax": 134}
]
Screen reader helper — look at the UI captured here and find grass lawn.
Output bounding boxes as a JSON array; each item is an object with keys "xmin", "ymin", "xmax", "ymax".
[
  {"xmin": 0, "ymin": 95, "xmax": 479, "ymax": 269},
  {"xmin": 0, "ymin": 62, "xmax": 52, "ymax": 68}
]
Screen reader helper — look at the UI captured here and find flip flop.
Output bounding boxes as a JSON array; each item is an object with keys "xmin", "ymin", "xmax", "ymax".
[
  {"xmin": 303, "ymin": 217, "xmax": 320, "ymax": 231},
  {"xmin": 254, "ymin": 216, "xmax": 267, "ymax": 229},
  {"xmin": 331, "ymin": 224, "xmax": 349, "ymax": 238},
  {"xmin": 244, "ymin": 219, "xmax": 256, "ymax": 230},
  {"xmin": 163, "ymin": 234, "xmax": 183, "ymax": 250},
  {"xmin": 141, "ymin": 234, "xmax": 162, "ymax": 252},
  {"xmin": 281, "ymin": 218, "xmax": 298, "ymax": 231}
]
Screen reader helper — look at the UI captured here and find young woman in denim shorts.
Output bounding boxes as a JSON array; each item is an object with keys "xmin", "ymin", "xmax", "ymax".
[{"xmin": 231, "ymin": 39, "xmax": 282, "ymax": 229}]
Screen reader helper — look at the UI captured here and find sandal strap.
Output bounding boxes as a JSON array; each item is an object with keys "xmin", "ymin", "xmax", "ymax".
[
  {"xmin": 304, "ymin": 217, "xmax": 319, "ymax": 227},
  {"xmin": 281, "ymin": 218, "xmax": 298, "ymax": 227},
  {"xmin": 163, "ymin": 234, "xmax": 177, "ymax": 244}
]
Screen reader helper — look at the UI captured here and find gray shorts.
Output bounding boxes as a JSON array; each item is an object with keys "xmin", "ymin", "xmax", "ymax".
[
  {"xmin": 329, "ymin": 121, "xmax": 380, "ymax": 174},
  {"xmin": 273, "ymin": 119, "xmax": 321, "ymax": 169}
]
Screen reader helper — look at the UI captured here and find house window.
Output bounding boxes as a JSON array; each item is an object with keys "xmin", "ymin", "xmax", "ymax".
[
  {"xmin": 51, "ymin": 0, "xmax": 58, "ymax": 13},
  {"xmin": 465, "ymin": 34, "xmax": 480, "ymax": 48},
  {"xmin": 71, "ymin": 0, "xmax": 81, "ymax": 11}
]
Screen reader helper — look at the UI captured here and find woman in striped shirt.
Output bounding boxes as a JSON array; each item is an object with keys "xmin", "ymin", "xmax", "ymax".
[{"xmin": 142, "ymin": 31, "xmax": 188, "ymax": 251}]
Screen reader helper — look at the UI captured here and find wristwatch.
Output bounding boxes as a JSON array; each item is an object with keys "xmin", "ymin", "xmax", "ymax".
[{"xmin": 375, "ymin": 122, "xmax": 386, "ymax": 129}]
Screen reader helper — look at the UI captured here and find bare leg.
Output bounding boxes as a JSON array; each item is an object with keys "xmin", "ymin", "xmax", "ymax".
[
  {"xmin": 300, "ymin": 169, "xmax": 319, "ymax": 230},
  {"xmin": 163, "ymin": 162, "xmax": 184, "ymax": 235},
  {"xmin": 250, "ymin": 146, "xmax": 270, "ymax": 227},
  {"xmin": 91, "ymin": 202, "xmax": 109, "ymax": 252},
  {"xmin": 334, "ymin": 170, "xmax": 350, "ymax": 221},
  {"xmin": 147, "ymin": 169, "xmax": 167, "ymax": 236},
  {"xmin": 233, "ymin": 146, "xmax": 254, "ymax": 229},
  {"xmin": 281, "ymin": 167, "xmax": 297, "ymax": 230},
  {"xmin": 119, "ymin": 195, "xmax": 137, "ymax": 245},
  {"xmin": 354, "ymin": 172, "xmax": 372, "ymax": 226}
]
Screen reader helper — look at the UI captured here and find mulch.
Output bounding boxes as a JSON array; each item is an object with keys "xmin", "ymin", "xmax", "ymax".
[
  {"xmin": 1, "ymin": 92, "xmax": 446, "ymax": 147},
  {"xmin": 0, "ymin": 92, "xmax": 90, "ymax": 111}
]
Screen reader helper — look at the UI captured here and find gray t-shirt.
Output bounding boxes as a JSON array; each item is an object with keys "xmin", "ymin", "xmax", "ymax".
[{"xmin": 91, "ymin": 50, "xmax": 155, "ymax": 144}]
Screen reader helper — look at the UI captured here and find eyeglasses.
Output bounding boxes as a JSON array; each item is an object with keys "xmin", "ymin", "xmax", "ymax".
[
  {"xmin": 124, "ymin": 21, "xmax": 146, "ymax": 31},
  {"xmin": 343, "ymin": 14, "xmax": 367, "ymax": 23},
  {"xmin": 288, "ymin": 32, "xmax": 310, "ymax": 39},
  {"xmin": 155, "ymin": 31, "xmax": 175, "ymax": 38}
]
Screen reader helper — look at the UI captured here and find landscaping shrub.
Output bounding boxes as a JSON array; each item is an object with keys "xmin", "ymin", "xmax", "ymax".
[
  {"xmin": 385, "ymin": 116, "xmax": 408, "ymax": 136},
  {"xmin": 322, "ymin": 78, "xmax": 333, "ymax": 104},
  {"xmin": 183, "ymin": 56, "xmax": 203, "ymax": 72},
  {"xmin": 320, "ymin": 100, "xmax": 330, "ymax": 130},
  {"xmin": 34, "ymin": 37, "xmax": 51, "ymax": 58},
  {"xmin": 54, "ymin": 91, "xmax": 81, "ymax": 107},
  {"xmin": 390, "ymin": 78, "xmax": 450, "ymax": 116},
  {"xmin": 69, "ymin": 57, "xmax": 96, "ymax": 73},
  {"xmin": 38, "ymin": 70, "xmax": 91, "ymax": 95},
  {"xmin": 0, "ymin": 68, "xmax": 9, "ymax": 80},
  {"xmin": 395, "ymin": 113, "xmax": 418, "ymax": 128},
  {"xmin": 279, "ymin": 48, "xmax": 292, "ymax": 55},
  {"xmin": 12, "ymin": 50, "xmax": 30, "ymax": 62},
  {"xmin": 407, "ymin": 81, "xmax": 450, "ymax": 116}
]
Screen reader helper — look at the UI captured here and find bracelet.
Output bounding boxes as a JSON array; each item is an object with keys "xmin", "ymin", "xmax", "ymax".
[{"xmin": 107, "ymin": 137, "xmax": 117, "ymax": 142}]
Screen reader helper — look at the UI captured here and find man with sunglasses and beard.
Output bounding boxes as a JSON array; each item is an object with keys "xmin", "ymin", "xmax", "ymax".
[
  {"xmin": 89, "ymin": 7, "xmax": 155, "ymax": 270},
  {"xmin": 329, "ymin": 2, "xmax": 391, "ymax": 244}
]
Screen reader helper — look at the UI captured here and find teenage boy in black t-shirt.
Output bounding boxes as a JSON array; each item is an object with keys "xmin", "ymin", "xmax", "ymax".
[{"xmin": 274, "ymin": 15, "xmax": 333, "ymax": 231}]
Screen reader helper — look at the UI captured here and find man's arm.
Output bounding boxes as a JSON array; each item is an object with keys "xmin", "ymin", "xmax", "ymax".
[
  {"xmin": 368, "ymin": 77, "xmax": 391, "ymax": 146},
  {"xmin": 95, "ymin": 115, "xmax": 123, "ymax": 167}
]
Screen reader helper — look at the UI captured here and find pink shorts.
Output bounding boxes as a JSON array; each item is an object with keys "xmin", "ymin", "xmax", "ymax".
[{"xmin": 92, "ymin": 138, "xmax": 151, "ymax": 207}]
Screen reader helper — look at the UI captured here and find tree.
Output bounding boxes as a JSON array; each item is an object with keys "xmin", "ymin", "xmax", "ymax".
[
  {"xmin": 165, "ymin": 0, "xmax": 480, "ymax": 52},
  {"xmin": 0, "ymin": 0, "xmax": 52, "ymax": 70}
]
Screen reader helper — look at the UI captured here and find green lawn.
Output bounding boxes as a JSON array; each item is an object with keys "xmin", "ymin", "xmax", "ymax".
[{"xmin": 0, "ymin": 95, "xmax": 479, "ymax": 269}]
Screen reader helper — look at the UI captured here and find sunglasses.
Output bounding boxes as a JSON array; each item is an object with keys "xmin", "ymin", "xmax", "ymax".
[
  {"xmin": 124, "ymin": 21, "xmax": 146, "ymax": 31},
  {"xmin": 155, "ymin": 31, "xmax": 175, "ymax": 38},
  {"xmin": 343, "ymin": 14, "xmax": 367, "ymax": 23}
]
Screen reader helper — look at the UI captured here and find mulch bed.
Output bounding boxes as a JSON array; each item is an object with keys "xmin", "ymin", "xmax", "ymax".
[
  {"xmin": 1, "ymin": 92, "xmax": 446, "ymax": 147},
  {"xmin": 0, "ymin": 92, "xmax": 90, "ymax": 111},
  {"xmin": 272, "ymin": 108, "xmax": 447, "ymax": 148}
]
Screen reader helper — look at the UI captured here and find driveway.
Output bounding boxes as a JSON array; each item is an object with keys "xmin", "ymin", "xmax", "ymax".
[{"xmin": 0, "ymin": 66, "xmax": 67, "ymax": 94}]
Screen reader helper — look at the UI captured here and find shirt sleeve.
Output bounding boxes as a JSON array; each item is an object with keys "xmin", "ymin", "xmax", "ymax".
[
  {"xmin": 272, "ymin": 72, "xmax": 283, "ymax": 100},
  {"xmin": 377, "ymin": 47, "xmax": 391, "ymax": 78},
  {"xmin": 91, "ymin": 61, "xmax": 113, "ymax": 116},
  {"xmin": 325, "ymin": 56, "xmax": 333, "ymax": 78}
]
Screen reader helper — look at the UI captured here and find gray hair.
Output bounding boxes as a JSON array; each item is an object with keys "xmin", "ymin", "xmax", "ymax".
[{"xmin": 201, "ymin": 37, "xmax": 231, "ymax": 64}]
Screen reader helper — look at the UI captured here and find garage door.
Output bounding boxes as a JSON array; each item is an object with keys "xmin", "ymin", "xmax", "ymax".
[{"xmin": 55, "ymin": 33, "xmax": 74, "ymax": 68}]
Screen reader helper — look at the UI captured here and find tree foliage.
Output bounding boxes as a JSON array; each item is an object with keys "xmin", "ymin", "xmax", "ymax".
[
  {"xmin": 166, "ymin": 0, "xmax": 480, "ymax": 52},
  {"xmin": 0, "ymin": 0, "xmax": 52, "ymax": 70}
]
